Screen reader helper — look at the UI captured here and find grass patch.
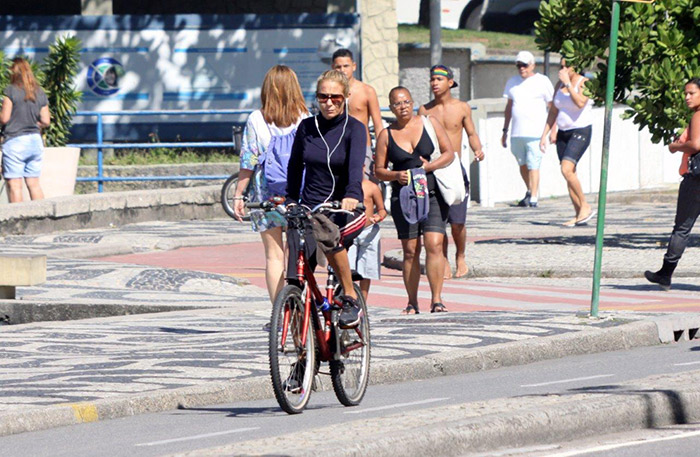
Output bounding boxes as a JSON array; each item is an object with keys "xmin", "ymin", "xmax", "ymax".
[
  {"xmin": 398, "ymin": 25, "xmax": 537, "ymax": 51},
  {"xmin": 80, "ymin": 148, "xmax": 238, "ymax": 166},
  {"xmin": 538, "ymin": 269, "xmax": 555, "ymax": 278}
]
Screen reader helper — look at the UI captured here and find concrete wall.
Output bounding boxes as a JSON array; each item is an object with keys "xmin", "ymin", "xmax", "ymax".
[
  {"xmin": 399, "ymin": 45, "xmax": 560, "ymax": 102},
  {"xmin": 359, "ymin": 0, "xmax": 399, "ymax": 108},
  {"xmin": 471, "ymin": 55, "xmax": 561, "ymax": 100},
  {"xmin": 398, "ymin": 44, "xmax": 472, "ymax": 106},
  {"xmin": 469, "ymin": 99, "xmax": 679, "ymax": 207}
]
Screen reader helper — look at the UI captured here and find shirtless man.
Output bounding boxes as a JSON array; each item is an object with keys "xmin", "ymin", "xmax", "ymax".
[
  {"xmin": 332, "ymin": 48, "xmax": 384, "ymax": 181},
  {"xmin": 418, "ymin": 64, "xmax": 485, "ymax": 279}
]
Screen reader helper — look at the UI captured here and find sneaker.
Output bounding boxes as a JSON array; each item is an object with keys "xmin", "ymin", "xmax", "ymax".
[
  {"xmin": 517, "ymin": 192, "xmax": 531, "ymax": 207},
  {"xmin": 529, "ymin": 201, "xmax": 538, "ymax": 208},
  {"xmin": 282, "ymin": 360, "xmax": 305, "ymax": 392},
  {"xmin": 338, "ymin": 296, "xmax": 362, "ymax": 329}
]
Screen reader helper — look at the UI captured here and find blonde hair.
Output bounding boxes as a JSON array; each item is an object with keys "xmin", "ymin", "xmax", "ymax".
[
  {"xmin": 316, "ymin": 70, "xmax": 350, "ymax": 99},
  {"xmin": 261, "ymin": 65, "xmax": 309, "ymax": 128},
  {"xmin": 9, "ymin": 58, "xmax": 39, "ymax": 102}
]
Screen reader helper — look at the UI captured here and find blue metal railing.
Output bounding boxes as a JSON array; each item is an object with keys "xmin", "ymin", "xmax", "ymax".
[
  {"xmin": 69, "ymin": 109, "xmax": 252, "ymax": 192},
  {"xmin": 69, "ymin": 107, "xmax": 460, "ymax": 193}
]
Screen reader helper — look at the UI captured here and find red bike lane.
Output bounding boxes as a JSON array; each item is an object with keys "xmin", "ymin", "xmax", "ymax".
[{"xmin": 98, "ymin": 240, "xmax": 700, "ymax": 314}]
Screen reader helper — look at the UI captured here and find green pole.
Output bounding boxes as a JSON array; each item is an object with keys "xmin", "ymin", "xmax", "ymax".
[{"xmin": 591, "ymin": 0, "xmax": 621, "ymax": 317}]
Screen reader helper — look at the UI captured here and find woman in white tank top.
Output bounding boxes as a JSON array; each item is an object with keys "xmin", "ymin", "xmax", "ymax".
[{"xmin": 539, "ymin": 59, "xmax": 594, "ymax": 227}]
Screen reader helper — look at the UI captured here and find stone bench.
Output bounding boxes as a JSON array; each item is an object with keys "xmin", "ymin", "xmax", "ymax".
[{"xmin": 0, "ymin": 254, "xmax": 46, "ymax": 299}]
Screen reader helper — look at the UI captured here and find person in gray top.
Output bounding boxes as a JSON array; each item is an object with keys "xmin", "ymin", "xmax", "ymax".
[{"xmin": 0, "ymin": 57, "xmax": 51, "ymax": 203}]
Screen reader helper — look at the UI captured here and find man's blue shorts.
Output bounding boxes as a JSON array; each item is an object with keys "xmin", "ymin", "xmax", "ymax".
[{"xmin": 510, "ymin": 136, "xmax": 543, "ymax": 170}]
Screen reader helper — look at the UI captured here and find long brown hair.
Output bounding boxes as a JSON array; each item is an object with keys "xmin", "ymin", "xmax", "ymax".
[
  {"xmin": 9, "ymin": 57, "xmax": 39, "ymax": 102},
  {"xmin": 261, "ymin": 65, "xmax": 308, "ymax": 127}
]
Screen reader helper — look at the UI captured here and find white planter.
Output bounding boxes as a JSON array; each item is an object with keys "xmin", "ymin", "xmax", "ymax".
[{"xmin": 0, "ymin": 146, "xmax": 80, "ymax": 202}]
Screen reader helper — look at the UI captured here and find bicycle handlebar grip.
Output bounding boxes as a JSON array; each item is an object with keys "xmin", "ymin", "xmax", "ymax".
[{"xmin": 246, "ymin": 201, "xmax": 274, "ymax": 209}]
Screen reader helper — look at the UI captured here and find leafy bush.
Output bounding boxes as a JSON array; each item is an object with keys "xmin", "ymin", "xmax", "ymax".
[{"xmin": 535, "ymin": 0, "xmax": 700, "ymax": 144}]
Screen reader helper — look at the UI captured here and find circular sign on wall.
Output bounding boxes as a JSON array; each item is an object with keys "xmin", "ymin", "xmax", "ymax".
[{"xmin": 87, "ymin": 57, "xmax": 125, "ymax": 96}]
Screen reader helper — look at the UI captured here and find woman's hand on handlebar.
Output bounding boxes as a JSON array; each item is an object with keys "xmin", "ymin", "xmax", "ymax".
[{"xmin": 341, "ymin": 197, "xmax": 359, "ymax": 212}]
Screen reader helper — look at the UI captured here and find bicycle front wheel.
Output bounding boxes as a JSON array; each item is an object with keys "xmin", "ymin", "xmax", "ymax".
[
  {"xmin": 269, "ymin": 284, "xmax": 316, "ymax": 414},
  {"xmin": 220, "ymin": 173, "xmax": 239, "ymax": 219},
  {"xmin": 330, "ymin": 284, "xmax": 371, "ymax": 406}
]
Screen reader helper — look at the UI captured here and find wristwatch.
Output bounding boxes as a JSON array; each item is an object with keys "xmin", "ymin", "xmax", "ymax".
[{"xmin": 563, "ymin": 82, "xmax": 571, "ymax": 89}]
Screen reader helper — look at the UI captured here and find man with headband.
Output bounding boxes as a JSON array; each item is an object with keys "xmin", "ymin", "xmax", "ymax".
[{"xmin": 419, "ymin": 64, "xmax": 485, "ymax": 279}]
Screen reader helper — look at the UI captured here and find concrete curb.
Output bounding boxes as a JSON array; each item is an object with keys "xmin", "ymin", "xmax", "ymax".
[
  {"xmin": 0, "ymin": 319, "xmax": 663, "ymax": 437},
  {"xmin": 50, "ymin": 232, "xmax": 261, "ymax": 260},
  {"xmin": 206, "ymin": 376, "xmax": 700, "ymax": 457},
  {"xmin": 383, "ymin": 249, "xmax": 700, "ymax": 279},
  {"xmin": 0, "ymin": 186, "xmax": 226, "ymax": 236}
]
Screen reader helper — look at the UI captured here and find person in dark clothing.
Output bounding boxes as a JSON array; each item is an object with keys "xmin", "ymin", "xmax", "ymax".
[
  {"xmin": 286, "ymin": 70, "xmax": 367, "ymax": 328},
  {"xmin": 375, "ymin": 86, "xmax": 455, "ymax": 314},
  {"xmin": 645, "ymin": 78, "xmax": 700, "ymax": 290}
]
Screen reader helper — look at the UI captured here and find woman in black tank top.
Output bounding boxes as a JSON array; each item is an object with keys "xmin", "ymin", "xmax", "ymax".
[{"xmin": 375, "ymin": 86, "xmax": 455, "ymax": 315}]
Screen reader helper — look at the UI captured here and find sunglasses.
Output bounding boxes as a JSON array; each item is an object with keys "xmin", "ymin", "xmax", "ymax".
[
  {"xmin": 316, "ymin": 93, "xmax": 345, "ymax": 104},
  {"xmin": 516, "ymin": 63, "xmax": 529, "ymax": 68},
  {"xmin": 391, "ymin": 99, "xmax": 413, "ymax": 109}
]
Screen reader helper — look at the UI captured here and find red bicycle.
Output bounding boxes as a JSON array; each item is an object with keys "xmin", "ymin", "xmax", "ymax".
[{"xmin": 247, "ymin": 200, "xmax": 371, "ymax": 414}]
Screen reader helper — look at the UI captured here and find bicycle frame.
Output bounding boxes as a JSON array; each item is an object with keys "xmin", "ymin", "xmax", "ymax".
[{"xmin": 281, "ymin": 220, "xmax": 365, "ymax": 363}]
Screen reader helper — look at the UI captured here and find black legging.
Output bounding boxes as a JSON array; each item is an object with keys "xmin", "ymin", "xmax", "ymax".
[{"xmin": 665, "ymin": 175, "xmax": 700, "ymax": 264}]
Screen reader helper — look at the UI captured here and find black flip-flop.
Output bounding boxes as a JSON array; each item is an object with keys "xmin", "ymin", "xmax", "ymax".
[
  {"xmin": 430, "ymin": 302, "xmax": 448, "ymax": 313},
  {"xmin": 401, "ymin": 303, "xmax": 420, "ymax": 315}
]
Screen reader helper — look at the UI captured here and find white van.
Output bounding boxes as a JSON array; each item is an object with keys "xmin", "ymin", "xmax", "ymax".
[
  {"xmin": 396, "ymin": 0, "xmax": 540, "ymax": 34},
  {"xmin": 396, "ymin": 0, "xmax": 484, "ymax": 30}
]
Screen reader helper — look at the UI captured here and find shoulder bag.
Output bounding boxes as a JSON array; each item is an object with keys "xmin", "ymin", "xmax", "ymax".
[{"xmin": 421, "ymin": 115, "xmax": 466, "ymax": 205}]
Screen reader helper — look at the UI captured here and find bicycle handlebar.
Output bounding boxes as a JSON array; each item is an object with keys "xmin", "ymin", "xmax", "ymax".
[{"xmin": 246, "ymin": 199, "xmax": 365, "ymax": 214}]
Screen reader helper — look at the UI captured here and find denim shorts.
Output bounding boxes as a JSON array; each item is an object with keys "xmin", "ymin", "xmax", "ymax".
[
  {"xmin": 2, "ymin": 133, "xmax": 43, "ymax": 179},
  {"xmin": 347, "ymin": 223, "xmax": 381, "ymax": 280},
  {"xmin": 556, "ymin": 126, "xmax": 592, "ymax": 165},
  {"xmin": 510, "ymin": 137, "xmax": 543, "ymax": 170}
]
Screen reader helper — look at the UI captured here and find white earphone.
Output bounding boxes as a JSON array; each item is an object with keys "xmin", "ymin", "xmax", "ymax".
[{"xmin": 314, "ymin": 101, "xmax": 348, "ymax": 203}]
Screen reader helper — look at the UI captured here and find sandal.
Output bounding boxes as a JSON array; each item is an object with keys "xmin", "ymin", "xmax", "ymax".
[
  {"xmin": 401, "ymin": 303, "xmax": 420, "ymax": 315},
  {"xmin": 430, "ymin": 302, "xmax": 448, "ymax": 313}
]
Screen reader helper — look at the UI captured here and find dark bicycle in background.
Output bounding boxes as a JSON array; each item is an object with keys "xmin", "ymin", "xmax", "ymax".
[{"xmin": 221, "ymin": 125, "xmax": 243, "ymax": 219}]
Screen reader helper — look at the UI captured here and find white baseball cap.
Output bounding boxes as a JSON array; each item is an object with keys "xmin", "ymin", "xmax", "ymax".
[{"xmin": 515, "ymin": 51, "xmax": 535, "ymax": 65}]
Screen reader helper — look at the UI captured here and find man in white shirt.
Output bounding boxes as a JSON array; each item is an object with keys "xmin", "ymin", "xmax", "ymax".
[{"xmin": 501, "ymin": 51, "xmax": 554, "ymax": 207}]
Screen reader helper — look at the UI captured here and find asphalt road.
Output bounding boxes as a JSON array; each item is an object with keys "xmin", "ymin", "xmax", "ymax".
[
  {"xmin": 492, "ymin": 424, "xmax": 700, "ymax": 457},
  {"xmin": 1, "ymin": 340, "xmax": 699, "ymax": 457}
]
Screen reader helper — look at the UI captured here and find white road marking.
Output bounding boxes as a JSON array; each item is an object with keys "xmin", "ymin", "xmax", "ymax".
[
  {"xmin": 520, "ymin": 374, "xmax": 614, "ymax": 388},
  {"xmin": 545, "ymin": 429, "xmax": 700, "ymax": 456},
  {"xmin": 674, "ymin": 361, "xmax": 700, "ymax": 366},
  {"xmin": 344, "ymin": 397, "xmax": 450, "ymax": 414},
  {"xmin": 135, "ymin": 427, "xmax": 260, "ymax": 447}
]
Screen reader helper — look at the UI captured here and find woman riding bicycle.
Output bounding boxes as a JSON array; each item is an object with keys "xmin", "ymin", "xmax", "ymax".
[
  {"xmin": 286, "ymin": 70, "xmax": 367, "ymax": 329},
  {"xmin": 232, "ymin": 65, "xmax": 309, "ymax": 305}
]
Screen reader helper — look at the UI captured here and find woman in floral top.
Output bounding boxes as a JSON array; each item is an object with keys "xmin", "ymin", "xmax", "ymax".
[{"xmin": 233, "ymin": 65, "xmax": 308, "ymax": 304}]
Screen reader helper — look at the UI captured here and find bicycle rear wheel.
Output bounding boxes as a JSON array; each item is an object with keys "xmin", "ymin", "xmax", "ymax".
[
  {"xmin": 269, "ymin": 284, "xmax": 316, "ymax": 414},
  {"xmin": 220, "ymin": 173, "xmax": 239, "ymax": 219},
  {"xmin": 330, "ymin": 284, "xmax": 371, "ymax": 406}
]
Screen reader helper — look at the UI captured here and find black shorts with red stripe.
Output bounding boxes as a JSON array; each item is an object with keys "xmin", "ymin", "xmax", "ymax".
[
  {"xmin": 330, "ymin": 208, "xmax": 367, "ymax": 252},
  {"xmin": 285, "ymin": 208, "xmax": 366, "ymax": 280}
]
